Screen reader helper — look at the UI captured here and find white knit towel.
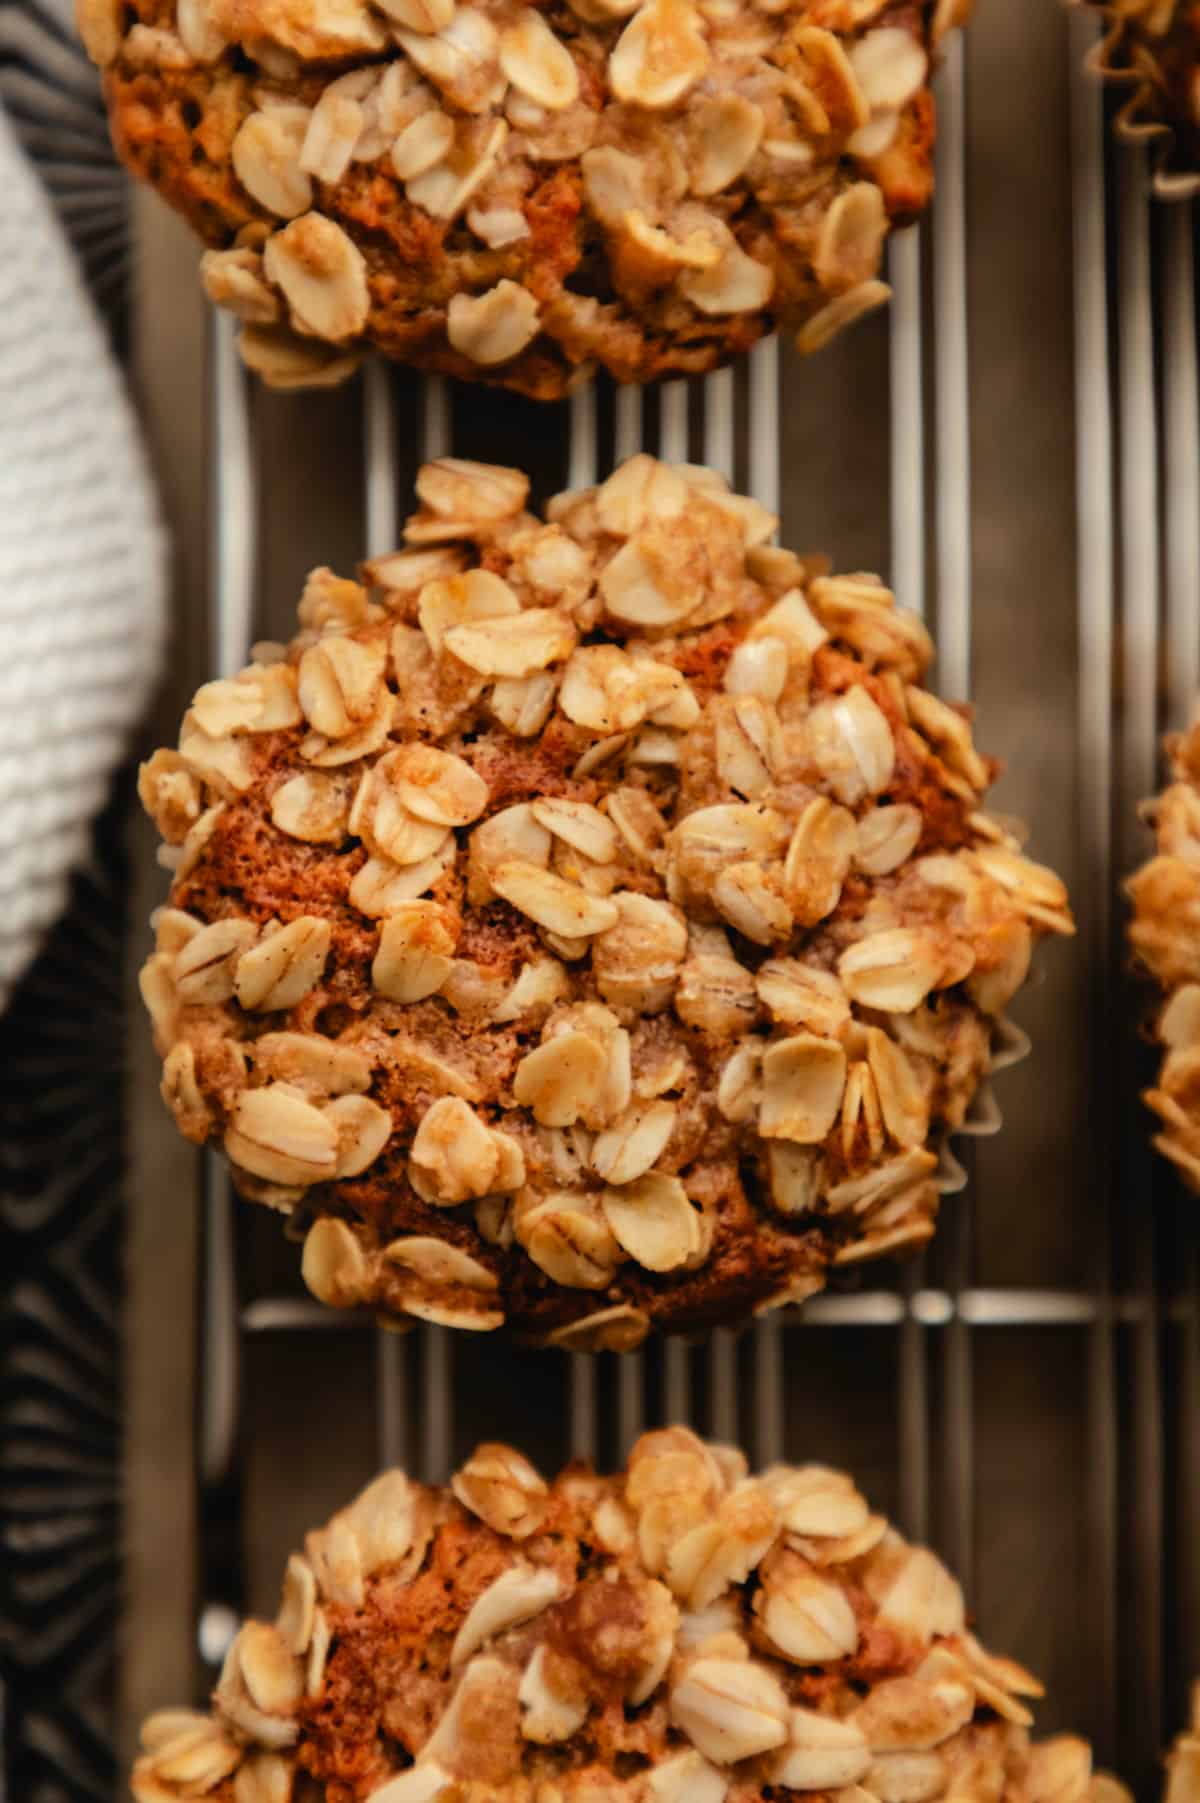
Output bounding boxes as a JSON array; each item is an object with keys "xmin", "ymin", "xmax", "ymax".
[{"xmin": 0, "ymin": 102, "xmax": 167, "ymax": 1008}]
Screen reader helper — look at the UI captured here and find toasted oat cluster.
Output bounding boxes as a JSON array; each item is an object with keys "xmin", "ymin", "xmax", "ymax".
[
  {"xmin": 138, "ymin": 453, "xmax": 1073, "ymax": 1346},
  {"xmin": 1086, "ymin": 2, "xmax": 1200, "ymax": 197},
  {"xmin": 82, "ymin": 0, "xmax": 968, "ymax": 398},
  {"xmin": 131, "ymin": 1430, "xmax": 1113, "ymax": 1803},
  {"xmin": 1127, "ymin": 713, "xmax": 1200, "ymax": 1188}
]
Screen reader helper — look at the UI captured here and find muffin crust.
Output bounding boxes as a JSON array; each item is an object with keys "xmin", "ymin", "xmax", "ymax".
[
  {"xmin": 82, "ymin": 0, "xmax": 969, "ymax": 394},
  {"xmin": 138, "ymin": 454, "xmax": 1074, "ymax": 1345},
  {"xmin": 130, "ymin": 1431, "xmax": 1115, "ymax": 1803}
]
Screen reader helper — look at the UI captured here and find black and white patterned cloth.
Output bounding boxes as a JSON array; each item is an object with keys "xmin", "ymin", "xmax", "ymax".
[
  {"xmin": 0, "ymin": 12, "xmax": 164, "ymax": 1799},
  {"xmin": 0, "ymin": 0, "xmax": 128, "ymax": 311}
]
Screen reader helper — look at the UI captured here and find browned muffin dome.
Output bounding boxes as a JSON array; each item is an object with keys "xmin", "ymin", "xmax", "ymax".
[
  {"xmin": 1126, "ymin": 712, "xmax": 1200, "ymax": 1187},
  {"xmin": 130, "ymin": 1429, "xmax": 1114, "ymax": 1803},
  {"xmin": 137, "ymin": 454, "xmax": 1073, "ymax": 1347},
  {"xmin": 80, "ymin": 0, "xmax": 968, "ymax": 397},
  {"xmin": 1086, "ymin": 2, "xmax": 1200, "ymax": 197}
]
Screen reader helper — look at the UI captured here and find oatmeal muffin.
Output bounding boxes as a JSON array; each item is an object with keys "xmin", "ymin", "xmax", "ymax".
[
  {"xmin": 131, "ymin": 1430, "xmax": 1114, "ymax": 1803},
  {"xmin": 1085, "ymin": 2, "xmax": 1200, "ymax": 197},
  {"xmin": 138, "ymin": 454, "xmax": 1073, "ymax": 1347},
  {"xmin": 80, "ymin": 0, "xmax": 969, "ymax": 397},
  {"xmin": 1127, "ymin": 712, "xmax": 1200, "ymax": 1188}
]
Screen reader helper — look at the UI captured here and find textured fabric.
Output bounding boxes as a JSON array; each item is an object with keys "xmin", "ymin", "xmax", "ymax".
[
  {"xmin": 0, "ymin": 0, "xmax": 131, "ymax": 314},
  {"xmin": 0, "ymin": 101, "xmax": 166, "ymax": 1007}
]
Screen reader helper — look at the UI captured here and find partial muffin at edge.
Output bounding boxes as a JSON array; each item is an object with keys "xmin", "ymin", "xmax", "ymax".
[
  {"xmin": 1085, "ymin": 2, "xmax": 1200, "ymax": 196},
  {"xmin": 131, "ymin": 1428, "xmax": 1115, "ymax": 1803},
  {"xmin": 138, "ymin": 452, "xmax": 1074, "ymax": 1347},
  {"xmin": 1126, "ymin": 709, "xmax": 1200, "ymax": 1187},
  {"xmin": 83, "ymin": 0, "xmax": 969, "ymax": 397}
]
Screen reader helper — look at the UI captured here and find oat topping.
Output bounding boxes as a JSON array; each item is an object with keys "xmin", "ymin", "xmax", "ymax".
[
  {"xmin": 89, "ymin": 0, "xmax": 968, "ymax": 397},
  {"xmin": 1127, "ymin": 710, "xmax": 1200, "ymax": 1188},
  {"xmin": 1084, "ymin": 2, "xmax": 1200, "ymax": 198},
  {"xmin": 137, "ymin": 454, "xmax": 1072, "ymax": 1345},
  {"xmin": 131, "ymin": 1433, "xmax": 1121, "ymax": 1803}
]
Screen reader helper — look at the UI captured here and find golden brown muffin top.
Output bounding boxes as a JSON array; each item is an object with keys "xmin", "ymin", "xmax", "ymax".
[
  {"xmin": 130, "ymin": 1428, "xmax": 1109, "ymax": 1803},
  {"xmin": 84, "ymin": 0, "xmax": 968, "ymax": 393},
  {"xmin": 139, "ymin": 454, "xmax": 1073, "ymax": 1344}
]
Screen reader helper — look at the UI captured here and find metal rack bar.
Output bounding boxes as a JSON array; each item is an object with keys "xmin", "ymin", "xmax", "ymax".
[
  {"xmin": 1068, "ymin": 5, "xmax": 1119, "ymax": 1754},
  {"xmin": 363, "ymin": 361, "xmax": 410, "ymax": 1476},
  {"xmin": 932, "ymin": 31, "xmax": 974, "ymax": 1586},
  {"xmin": 569, "ymin": 382, "xmax": 597, "ymax": 491},
  {"xmin": 748, "ymin": 339, "xmax": 779, "ymax": 518},
  {"xmin": 709, "ymin": 1330, "xmax": 737, "ymax": 1444},
  {"xmin": 659, "ymin": 378, "xmax": 689, "ymax": 467},
  {"xmin": 568, "ymin": 385, "xmax": 599, "ymax": 1464},
  {"xmin": 363, "ymin": 360, "xmax": 398, "ymax": 554},
  {"xmin": 210, "ymin": 313, "xmax": 257, "ymax": 680},
  {"xmin": 658, "ymin": 381, "xmax": 692, "ymax": 1435},
  {"xmin": 745, "ymin": 333, "xmax": 783, "ymax": 1464},
  {"xmin": 1118, "ymin": 157, "xmax": 1161, "ymax": 827},
  {"xmin": 412, "ymin": 374, "xmax": 455, "ymax": 1485},
  {"xmin": 889, "ymin": 231, "xmax": 923, "ymax": 620},
  {"xmin": 245, "ymin": 1286, "xmax": 1165, "ymax": 1337},
  {"xmin": 1164, "ymin": 207, "xmax": 1200, "ymax": 735},
  {"xmin": 617, "ymin": 1348, "xmax": 643, "ymax": 1458},
  {"xmin": 199, "ymin": 313, "xmax": 255, "ymax": 1500},
  {"xmin": 706, "ymin": 367, "xmax": 735, "ymax": 486},
  {"xmin": 934, "ymin": 33, "xmax": 972, "ymax": 698},
  {"xmin": 420, "ymin": 1323, "xmax": 452, "ymax": 1484},
  {"xmin": 752, "ymin": 1314, "xmax": 784, "ymax": 1466},
  {"xmin": 890, "ymin": 100, "xmax": 931, "ymax": 1549},
  {"xmin": 1118, "ymin": 138, "xmax": 1164, "ymax": 1774},
  {"xmin": 701, "ymin": 367, "xmax": 739, "ymax": 1452},
  {"xmin": 192, "ymin": 313, "xmax": 261, "ymax": 1679},
  {"xmin": 662, "ymin": 1341, "xmax": 690, "ymax": 1428},
  {"xmin": 423, "ymin": 372, "xmax": 450, "ymax": 462},
  {"xmin": 1163, "ymin": 187, "xmax": 1200, "ymax": 1722},
  {"xmin": 614, "ymin": 383, "xmax": 641, "ymax": 466}
]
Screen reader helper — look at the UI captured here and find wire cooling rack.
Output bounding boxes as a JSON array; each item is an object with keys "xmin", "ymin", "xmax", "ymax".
[{"xmin": 121, "ymin": 6, "xmax": 1200, "ymax": 1796}]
